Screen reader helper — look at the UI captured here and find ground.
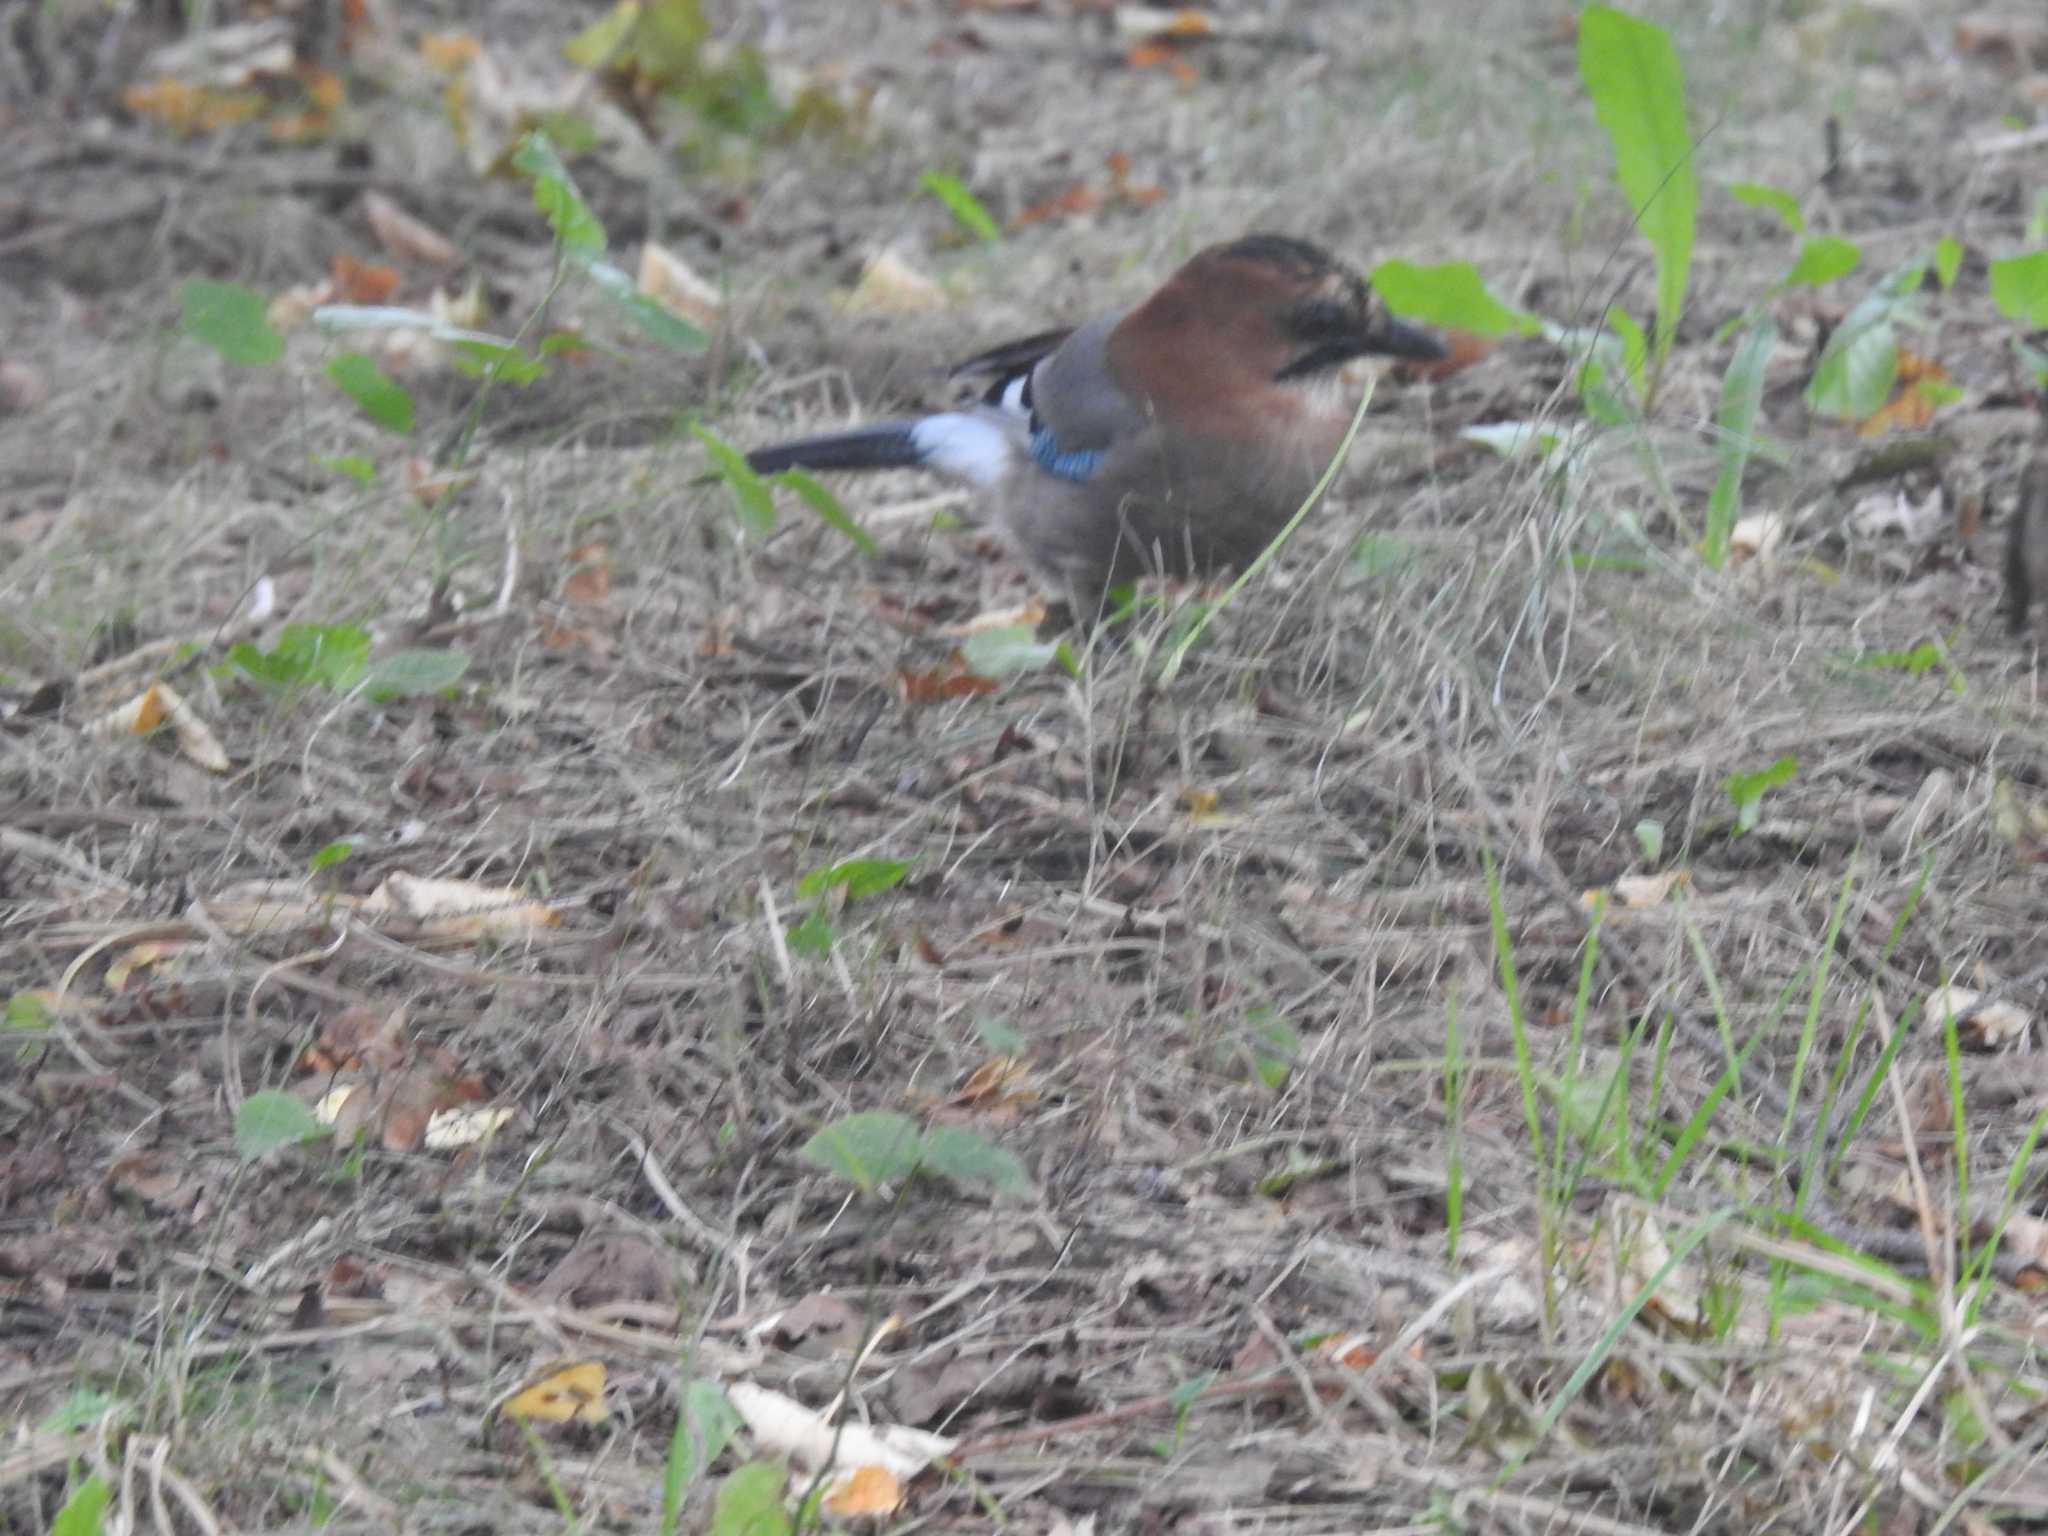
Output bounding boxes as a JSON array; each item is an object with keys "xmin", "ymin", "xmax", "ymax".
[{"xmin": 7, "ymin": 0, "xmax": 2048, "ymax": 1531}]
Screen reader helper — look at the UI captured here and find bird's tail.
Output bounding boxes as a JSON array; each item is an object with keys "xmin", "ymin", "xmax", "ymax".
[{"xmin": 745, "ymin": 424, "xmax": 924, "ymax": 477}]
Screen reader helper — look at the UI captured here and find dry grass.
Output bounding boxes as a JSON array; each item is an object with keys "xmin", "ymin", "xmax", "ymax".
[{"xmin": 8, "ymin": 1, "xmax": 2048, "ymax": 1531}]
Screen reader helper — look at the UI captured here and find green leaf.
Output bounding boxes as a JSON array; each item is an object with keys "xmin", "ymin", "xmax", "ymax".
[
  {"xmin": 1351, "ymin": 534, "xmax": 1418, "ymax": 578},
  {"xmin": 1729, "ymin": 181, "xmax": 1803, "ymax": 233},
  {"xmin": 693, "ymin": 424, "xmax": 776, "ymax": 537},
  {"xmin": 326, "ymin": 352, "xmax": 415, "ymax": 434},
  {"xmin": 229, "ymin": 623, "xmax": 372, "ymax": 692},
  {"xmin": 1606, "ymin": 305, "xmax": 1648, "ymax": 396},
  {"xmin": 50, "ymin": 1475, "xmax": 111, "ymax": 1536},
  {"xmin": 2015, "ymin": 338, "xmax": 2048, "ymax": 394},
  {"xmin": 1806, "ymin": 262, "xmax": 1923, "ymax": 420},
  {"xmin": 309, "ymin": 840, "xmax": 355, "ymax": 873},
  {"xmin": 582, "ymin": 257, "xmax": 708, "ymax": 352},
  {"xmin": 1856, "ymin": 643, "xmax": 1941, "ymax": 675},
  {"xmin": 917, "ymin": 1122, "xmax": 1033, "ymax": 1197},
  {"xmin": 797, "ymin": 857, "xmax": 910, "ymax": 902},
  {"xmin": 800, "ymin": 1110, "xmax": 923, "ymax": 1194},
  {"xmin": 7, "ymin": 991, "xmax": 52, "ymax": 1032},
  {"xmin": 1459, "ymin": 421, "xmax": 1569, "ymax": 460},
  {"xmin": 920, "ymin": 170, "xmax": 1000, "ymax": 244},
  {"xmin": 1990, "ymin": 250, "xmax": 2048, "ymax": 328},
  {"xmin": 235, "ymin": 1090, "xmax": 328, "ymax": 1161},
  {"xmin": 787, "ymin": 909, "xmax": 835, "ymax": 957},
  {"xmin": 709, "ymin": 1461, "xmax": 791, "ymax": 1536},
  {"xmin": 1241, "ymin": 1008, "xmax": 1300, "ymax": 1091},
  {"xmin": 1704, "ymin": 317, "xmax": 1776, "ymax": 566},
  {"xmin": 772, "ymin": 469, "xmax": 877, "ymax": 556},
  {"xmin": 1782, "ymin": 236, "xmax": 1861, "ymax": 290},
  {"xmin": 975, "ymin": 1015, "xmax": 1025, "ymax": 1054},
  {"xmin": 1367, "ymin": 259, "xmax": 1540, "ymax": 336},
  {"xmin": 664, "ymin": 1378, "xmax": 740, "ymax": 1533},
  {"xmin": 315, "ymin": 453, "xmax": 378, "ymax": 484},
  {"xmin": 1578, "ymin": 6, "xmax": 1697, "ymax": 365},
  {"xmin": 1725, "ymin": 754, "xmax": 1798, "ymax": 834},
  {"xmin": 960, "ymin": 622, "xmax": 1067, "ymax": 679},
  {"xmin": 181, "ymin": 279, "xmax": 284, "ymax": 366},
  {"xmin": 449, "ymin": 339, "xmax": 548, "ymax": 385},
  {"xmin": 513, "ymin": 132, "xmax": 607, "ymax": 256},
  {"xmin": 39, "ymin": 1389, "xmax": 123, "ymax": 1436},
  {"xmin": 1634, "ymin": 820, "xmax": 1664, "ymax": 865},
  {"xmin": 363, "ymin": 649, "xmax": 469, "ymax": 701},
  {"xmin": 1934, "ymin": 236, "xmax": 1964, "ymax": 292},
  {"xmin": 565, "ymin": 0, "xmax": 641, "ymax": 68}
]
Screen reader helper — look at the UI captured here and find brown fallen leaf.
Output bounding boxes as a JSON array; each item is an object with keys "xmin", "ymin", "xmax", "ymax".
[
  {"xmin": 504, "ymin": 1361, "xmax": 609, "ymax": 1424},
  {"xmin": 362, "ymin": 192, "xmax": 461, "ymax": 269},
  {"xmin": 331, "ymin": 252, "xmax": 402, "ymax": 305}
]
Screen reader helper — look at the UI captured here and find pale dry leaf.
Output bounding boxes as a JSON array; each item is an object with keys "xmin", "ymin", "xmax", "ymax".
[
  {"xmin": 362, "ymin": 192, "xmax": 460, "ymax": 268},
  {"xmin": 823, "ymin": 1465, "xmax": 901, "ymax": 1518},
  {"xmin": 105, "ymin": 940, "xmax": 191, "ymax": 992},
  {"xmin": 196, "ymin": 879, "xmax": 351, "ymax": 936},
  {"xmin": 1848, "ymin": 486, "xmax": 1947, "ymax": 543},
  {"xmin": 844, "ymin": 249, "xmax": 947, "ymax": 316},
  {"xmin": 428, "ymin": 280, "xmax": 489, "ymax": 331},
  {"xmin": 359, "ymin": 872, "xmax": 560, "ymax": 940},
  {"xmin": 726, "ymin": 1381, "xmax": 955, "ymax": 1478},
  {"xmin": 0, "ymin": 358, "xmax": 51, "ymax": 413},
  {"xmin": 1727, "ymin": 512, "xmax": 1785, "ymax": 564},
  {"xmin": 1603, "ymin": 869, "xmax": 1690, "ymax": 908},
  {"xmin": 1610, "ymin": 1198, "xmax": 1705, "ymax": 1333},
  {"xmin": 1924, "ymin": 984, "xmax": 2031, "ymax": 1047},
  {"xmin": 638, "ymin": 243, "xmax": 723, "ymax": 330},
  {"xmin": 503, "ymin": 1361, "xmax": 609, "ymax": 1424},
  {"xmin": 154, "ymin": 682, "xmax": 230, "ymax": 772},
  {"xmin": 314, "ymin": 1083, "xmax": 363, "ymax": 1126},
  {"xmin": 423, "ymin": 1104, "xmax": 516, "ymax": 1149}
]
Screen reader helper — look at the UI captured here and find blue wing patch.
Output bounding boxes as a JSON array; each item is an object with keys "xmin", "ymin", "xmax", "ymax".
[{"xmin": 1029, "ymin": 424, "xmax": 1103, "ymax": 483}]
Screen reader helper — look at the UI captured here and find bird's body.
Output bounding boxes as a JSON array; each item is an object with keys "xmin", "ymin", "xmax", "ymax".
[{"xmin": 746, "ymin": 235, "xmax": 1443, "ymax": 608}]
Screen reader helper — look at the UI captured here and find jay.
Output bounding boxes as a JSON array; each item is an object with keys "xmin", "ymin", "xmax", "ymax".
[{"xmin": 746, "ymin": 234, "xmax": 1444, "ymax": 608}]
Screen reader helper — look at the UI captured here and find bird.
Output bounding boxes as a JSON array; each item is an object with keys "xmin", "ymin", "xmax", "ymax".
[{"xmin": 745, "ymin": 234, "xmax": 1445, "ymax": 610}]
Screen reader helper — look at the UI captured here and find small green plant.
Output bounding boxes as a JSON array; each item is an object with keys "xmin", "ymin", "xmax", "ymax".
[
  {"xmin": 224, "ymin": 622, "xmax": 468, "ymax": 703},
  {"xmin": 799, "ymin": 1109, "xmax": 1030, "ymax": 1199},
  {"xmin": 234, "ymin": 1090, "xmax": 328, "ymax": 1161},
  {"xmin": 662, "ymin": 1378, "xmax": 743, "ymax": 1536},
  {"xmin": 1724, "ymin": 754, "xmax": 1798, "ymax": 835},
  {"xmin": 694, "ymin": 425, "xmax": 875, "ymax": 553},
  {"xmin": 920, "ymin": 170, "xmax": 1000, "ymax": 244},
  {"xmin": 786, "ymin": 856, "xmax": 911, "ymax": 956}
]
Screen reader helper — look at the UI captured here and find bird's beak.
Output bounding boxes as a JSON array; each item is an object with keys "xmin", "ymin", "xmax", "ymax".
[{"xmin": 1364, "ymin": 313, "xmax": 1449, "ymax": 361}]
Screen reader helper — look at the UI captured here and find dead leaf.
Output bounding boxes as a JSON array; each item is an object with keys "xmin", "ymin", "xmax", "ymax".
[
  {"xmin": 900, "ymin": 654, "xmax": 999, "ymax": 703},
  {"xmin": 0, "ymin": 359, "xmax": 50, "ymax": 414},
  {"xmin": 1585, "ymin": 869, "xmax": 1690, "ymax": 910},
  {"xmin": 105, "ymin": 940, "xmax": 191, "ymax": 993},
  {"xmin": 268, "ymin": 279, "xmax": 334, "ymax": 334},
  {"xmin": 561, "ymin": 542, "xmax": 614, "ymax": 607},
  {"xmin": 1955, "ymin": 12, "xmax": 2048, "ymax": 68},
  {"xmin": 1924, "ymin": 984, "xmax": 2032, "ymax": 1048},
  {"xmin": 726, "ymin": 1380, "xmax": 954, "ymax": 1479},
  {"xmin": 953, "ymin": 1056, "xmax": 1038, "ymax": 1113},
  {"xmin": 504, "ymin": 1361, "xmax": 609, "ymax": 1424},
  {"xmin": 638, "ymin": 243, "xmax": 723, "ymax": 331},
  {"xmin": 823, "ymin": 1465, "xmax": 902, "ymax": 1518},
  {"xmin": 359, "ymin": 872, "xmax": 560, "ymax": 941},
  {"xmin": 1728, "ymin": 512, "xmax": 1786, "ymax": 564},
  {"xmin": 85, "ymin": 683, "xmax": 228, "ymax": 772},
  {"xmin": 1858, "ymin": 352, "xmax": 1954, "ymax": 437},
  {"xmin": 122, "ymin": 78, "xmax": 266, "ymax": 137},
  {"xmin": 331, "ymin": 253, "xmax": 402, "ymax": 305},
  {"xmin": 419, "ymin": 31, "xmax": 484, "ymax": 75},
  {"xmin": 358, "ymin": 192, "xmax": 460, "ymax": 269},
  {"xmin": 423, "ymin": 1104, "xmax": 515, "ymax": 1149},
  {"xmin": 844, "ymin": 249, "xmax": 947, "ymax": 315}
]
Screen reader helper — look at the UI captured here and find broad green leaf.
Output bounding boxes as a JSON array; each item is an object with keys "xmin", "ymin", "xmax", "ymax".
[
  {"xmin": 1241, "ymin": 1008, "xmax": 1300, "ymax": 1091},
  {"xmin": 786, "ymin": 910, "xmax": 835, "ymax": 956},
  {"xmin": 565, "ymin": 0, "xmax": 641, "ymax": 67},
  {"xmin": 309, "ymin": 840, "xmax": 355, "ymax": 872},
  {"xmin": 1990, "ymin": 251, "xmax": 2048, "ymax": 328},
  {"xmin": 39, "ymin": 1389, "xmax": 123, "ymax": 1436},
  {"xmin": 1579, "ymin": 6, "xmax": 1696, "ymax": 363},
  {"xmin": 581, "ymin": 257, "xmax": 708, "ymax": 352},
  {"xmin": 800, "ymin": 1110, "xmax": 923, "ymax": 1193},
  {"xmin": 918, "ymin": 1122, "xmax": 1032, "ymax": 1197},
  {"xmin": 229, "ymin": 623, "xmax": 372, "ymax": 692},
  {"xmin": 664, "ymin": 1377, "xmax": 740, "ymax": 1532},
  {"xmin": 1634, "ymin": 820, "xmax": 1664, "ymax": 865},
  {"xmin": 364, "ymin": 649, "xmax": 469, "ymax": 701},
  {"xmin": 513, "ymin": 132, "xmax": 607, "ymax": 256},
  {"xmin": 1368, "ymin": 259, "xmax": 1540, "ymax": 336},
  {"xmin": 961, "ymin": 622, "xmax": 1069, "ymax": 679},
  {"xmin": 51, "ymin": 1475, "xmax": 111, "ymax": 1536},
  {"xmin": 693, "ymin": 424, "xmax": 776, "ymax": 537},
  {"xmin": 2015, "ymin": 338, "xmax": 2048, "ymax": 393},
  {"xmin": 8, "ymin": 991, "xmax": 52, "ymax": 1031},
  {"xmin": 1351, "ymin": 533, "xmax": 1418, "ymax": 578},
  {"xmin": 1783, "ymin": 236, "xmax": 1861, "ymax": 290},
  {"xmin": 181, "ymin": 279, "xmax": 284, "ymax": 365},
  {"xmin": 1806, "ymin": 262, "xmax": 1923, "ymax": 420},
  {"xmin": 1855, "ymin": 643, "xmax": 1941, "ymax": 675},
  {"xmin": 975, "ymin": 1016, "xmax": 1025, "ymax": 1054},
  {"xmin": 1934, "ymin": 236, "xmax": 1964, "ymax": 292},
  {"xmin": 1726, "ymin": 754, "xmax": 1798, "ymax": 834},
  {"xmin": 709, "ymin": 1461, "xmax": 790, "ymax": 1536},
  {"xmin": 235, "ymin": 1090, "xmax": 327, "ymax": 1161},
  {"xmin": 315, "ymin": 453, "xmax": 378, "ymax": 484},
  {"xmin": 1704, "ymin": 317, "xmax": 1775, "ymax": 566},
  {"xmin": 449, "ymin": 339, "xmax": 548, "ymax": 385},
  {"xmin": 1459, "ymin": 421, "xmax": 1569, "ymax": 460},
  {"xmin": 797, "ymin": 857, "xmax": 910, "ymax": 902},
  {"xmin": 1729, "ymin": 181, "xmax": 1803, "ymax": 233},
  {"xmin": 773, "ymin": 468, "xmax": 877, "ymax": 556},
  {"xmin": 326, "ymin": 352, "xmax": 415, "ymax": 434},
  {"xmin": 920, "ymin": 170, "xmax": 1000, "ymax": 244}
]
